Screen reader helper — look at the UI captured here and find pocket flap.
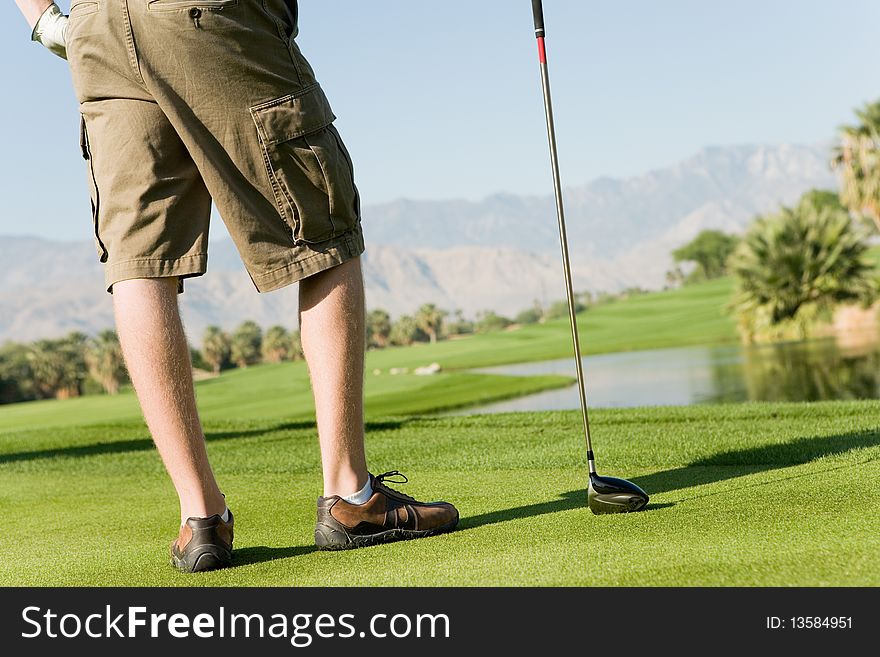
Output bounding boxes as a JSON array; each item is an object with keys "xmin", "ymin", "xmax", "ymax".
[{"xmin": 250, "ymin": 84, "xmax": 336, "ymax": 145}]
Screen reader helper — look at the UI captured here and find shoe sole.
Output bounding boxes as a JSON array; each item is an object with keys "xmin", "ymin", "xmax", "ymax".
[
  {"xmin": 171, "ymin": 545, "xmax": 233, "ymax": 573},
  {"xmin": 316, "ymin": 513, "xmax": 460, "ymax": 551}
]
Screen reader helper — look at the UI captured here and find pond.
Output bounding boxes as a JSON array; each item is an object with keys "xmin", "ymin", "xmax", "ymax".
[{"xmin": 453, "ymin": 335, "xmax": 880, "ymax": 413}]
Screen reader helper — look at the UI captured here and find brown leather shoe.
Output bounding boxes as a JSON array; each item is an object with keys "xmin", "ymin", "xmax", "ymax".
[
  {"xmin": 315, "ymin": 471, "xmax": 459, "ymax": 550},
  {"xmin": 170, "ymin": 511, "xmax": 234, "ymax": 572}
]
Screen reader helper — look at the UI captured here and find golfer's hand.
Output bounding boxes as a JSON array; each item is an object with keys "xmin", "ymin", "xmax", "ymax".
[{"xmin": 32, "ymin": 3, "xmax": 69, "ymax": 60}]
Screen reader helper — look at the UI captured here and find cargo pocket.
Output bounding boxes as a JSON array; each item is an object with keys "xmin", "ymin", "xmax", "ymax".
[
  {"xmin": 69, "ymin": 1, "xmax": 99, "ymax": 17},
  {"xmin": 250, "ymin": 84, "xmax": 360, "ymax": 245},
  {"xmin": 79, "ymin": 115, "xmax": 108, "ymax": 262}
]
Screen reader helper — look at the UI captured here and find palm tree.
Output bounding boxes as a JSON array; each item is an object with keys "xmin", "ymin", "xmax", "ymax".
[
  {"xmin": 26, "ymin": 333, "xmax": 87, "ymax": 399},
  {"xmin": 26, "ymin": 341, "xmax": 62, "ymax": 398},
  {"xmin": 832, "ymin": 99, "xmax": 880, "ymax": 232},
  {"xmin": 230, "ymin": 320, "xmax": 263, "ymax": 368},
  {"xmin": 729, "ymin": 190, "xmax": 877, "ymax": 342},
  {"xmin": 366, "ymin": 309, "xmax": 392, "ymax": 349},
  {"xmin": 389, "ymin": 315, "xmax": 423, "ymax": 346},
  {"xmin": 58, "ymin": 332, "xmax": 88, "ymax": 399},
  {"xmin": 262, "ymin": 325, "xmax": 290, "ymax": 363},
  {"xmin": 85, "ymin": 330, "xmax": 127, "ymax": 394},
  {"xmin": 415, "ymin": 304, "xmax": 446, "ymax": 344},
  {"xmin": 202, "ymin": 326, "xmax": 231, "ymax": 375},
  {"xmin": 0, "ymin": 341, "xmax": 35, "ymax": 403}
]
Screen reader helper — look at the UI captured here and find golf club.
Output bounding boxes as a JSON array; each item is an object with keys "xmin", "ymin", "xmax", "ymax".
[{"xmin": 531, "ymin": 0, "xmax": 649, "ymax": 514}]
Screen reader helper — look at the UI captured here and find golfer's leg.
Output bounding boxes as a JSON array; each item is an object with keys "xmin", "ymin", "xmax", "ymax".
[
  {"xmin": 299, "ymin": 257, "xmax": 369, "ymax": 498},
  {"xmin": 113, "ymin": 277, "xmax": 226, "ymax": 522}
]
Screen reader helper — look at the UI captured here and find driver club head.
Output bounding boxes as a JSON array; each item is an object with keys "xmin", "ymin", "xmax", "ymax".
[{"xmin": 588, "ymin": 472, "xmax": 649, "ymax": 514}]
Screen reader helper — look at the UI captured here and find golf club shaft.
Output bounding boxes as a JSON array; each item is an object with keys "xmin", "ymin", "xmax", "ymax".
[{"xmin": 532, "ymin": 0, "xmax": 596, "ymax": 474}]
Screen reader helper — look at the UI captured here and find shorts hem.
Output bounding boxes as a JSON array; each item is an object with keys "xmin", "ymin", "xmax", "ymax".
[
  {"xmin": 250, "ymin": 227, "xmax": 365, "ymax": 292},
  {"xmin": 104, "ymin": 253, "xmax": 208, "ymax": 293}
]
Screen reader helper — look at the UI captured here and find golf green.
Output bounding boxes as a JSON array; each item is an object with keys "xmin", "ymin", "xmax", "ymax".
[{"xmin": 2, "ymin": 400, "xmax": 877, "ymax": 586}]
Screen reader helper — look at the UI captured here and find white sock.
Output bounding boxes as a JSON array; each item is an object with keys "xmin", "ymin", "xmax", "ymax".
[{"xmin": 341, "ymin": 477, "xmax": 373, "ymax": 505}]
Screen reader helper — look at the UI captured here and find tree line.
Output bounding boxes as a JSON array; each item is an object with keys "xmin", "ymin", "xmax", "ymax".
[
  {"xmin": 0, "ymin": 331, "xmax": 126, "ymax": 404},
  {"xmin": 364, "ymin": 301, "xmax": 595, "ymax": 349},
  {"xmin": 0, "ymin": 322, "xmax": 308, "ymax": 404},
  {"xmin": 198, "ymin": 322, "xmax": 304, "ymax": 374},
  {"xmin": 367, "ymin": 290, "xmax": 641, "ymax": 350},
  {"xmin": 4, "ymin": 291, "xmax": 624, "ymax": 404}
]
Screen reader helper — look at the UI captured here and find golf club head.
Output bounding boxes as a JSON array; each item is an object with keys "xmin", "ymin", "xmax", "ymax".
[{"xmin": 588, "ymin": 472, "xmax": 649, "ymax": 514}]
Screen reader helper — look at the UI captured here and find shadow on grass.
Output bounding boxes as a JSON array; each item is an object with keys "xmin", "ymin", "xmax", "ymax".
[
  {"xmin": 460, "ymin": 491, "xmax": 674, "ymax": 531},
  {"xmin": 233, "ymin": 545, "xmax": 318, "ymax": 567},
  {"xmin": 0, "ymin": 419, "xmax": 408, "ymax": 465},
  {"xmin": 461, "ymin": 429, "xmax": 880, "ymax": 527},
  {"xmin": 631, "ymin": 428, "xmax": 880, "ymax": 496},
  {"xmin": 459, "ymin": 489, "xmax": 584, "ymax": 531}
]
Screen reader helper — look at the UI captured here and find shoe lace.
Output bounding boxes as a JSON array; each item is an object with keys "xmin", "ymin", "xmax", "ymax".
[{"xmin": 374, "ymin": 470, "xmax": 415, "ymax": 502}]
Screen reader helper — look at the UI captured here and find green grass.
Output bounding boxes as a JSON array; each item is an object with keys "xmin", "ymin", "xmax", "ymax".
[
  {"xmin": 5, "ymin": 276, "xmax": 874, "ymax": 586},
  {"xmin": 0, "ymin": 276, "xmax": 736, "ymax": 431},
  {"xmin": 1, "ymin": 400, "xmax": 878, "ymax": 586},
  {"xmin": 0, "ymin": 362, "xmax": 572, "ymax": 432},
  {"xmin": 366, "ymin": 277, "xmax": 738, "ymax": 371}
]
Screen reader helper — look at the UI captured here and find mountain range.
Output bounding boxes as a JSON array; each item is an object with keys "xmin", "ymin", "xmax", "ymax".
[{"xmin": 0, "ymin": 142, "xmax": 837, "ymax": 345}]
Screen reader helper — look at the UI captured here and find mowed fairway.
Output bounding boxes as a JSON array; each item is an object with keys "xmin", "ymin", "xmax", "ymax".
[
  {"xmin": 2, "ymin": 277, "xmax": 878, "ymax": 586},
  {"xmin": 366, "ymin": 277, "xmax": 738, "ymax": 371},
  {"xmin": 2, "ymin": 397, "xmax": 878, "ymax": 586}
]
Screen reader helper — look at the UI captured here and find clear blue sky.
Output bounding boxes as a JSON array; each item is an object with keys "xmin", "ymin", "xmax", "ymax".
[{"xmin": 1, "ymin": 0, "xmax": 878, "ymax": 241}]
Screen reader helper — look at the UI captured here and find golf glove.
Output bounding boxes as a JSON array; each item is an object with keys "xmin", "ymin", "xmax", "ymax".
[{"xmin": 32, "ymin": 3, "xmax": 69, "ymax": 60}]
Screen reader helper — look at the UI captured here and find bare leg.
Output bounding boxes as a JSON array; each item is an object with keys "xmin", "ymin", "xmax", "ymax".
[
  {"xmin": 113, "ymin": 277, "xmax": 226, "ymax": 523},
  {"xmin": 299, "ymin": 257, "xmax": 369, "ymax": 497}
]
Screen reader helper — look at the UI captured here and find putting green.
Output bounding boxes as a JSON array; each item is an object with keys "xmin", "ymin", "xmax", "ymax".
[{"xmin": 2, "ymin": 401, "xmax": 877, "ymax": 586}]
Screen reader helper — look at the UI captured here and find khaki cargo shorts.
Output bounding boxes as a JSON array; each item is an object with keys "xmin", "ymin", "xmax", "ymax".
[{"xmin": 66, "ymin": 0, "xmax": 364, "ymax": 292}]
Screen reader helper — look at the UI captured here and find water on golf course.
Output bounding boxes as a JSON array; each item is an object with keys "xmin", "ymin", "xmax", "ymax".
[{"xmin": 454, "ymin": 334, "xmax": 880, "ymax": 413}]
